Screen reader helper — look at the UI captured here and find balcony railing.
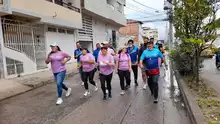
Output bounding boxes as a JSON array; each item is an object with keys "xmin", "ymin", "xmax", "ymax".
[{"xmin": 46, "ymin": 0, "xmax": 80, "ymax": 13}]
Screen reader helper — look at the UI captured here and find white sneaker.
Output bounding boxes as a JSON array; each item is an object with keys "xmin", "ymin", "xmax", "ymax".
[
  {"xmin": 143, "ymin": 84, "xmax": 147, "ymax": 90},
  {"xmin": 65, "ymin": 88, "xmax": 72, "ymax": 97},
  {"xmin": 56, "ymin": 98, "xmax": 63, "ymax": 105},
  {"xmin": 94, "ymin": 86, "xmax": 98, "ymax": 91},
  {"xmin": 120, "ymin": 91, "xmax": 125, "ymax": 95},
  {"xmin": 84, "ymin": 91, "xmax": 90, "ymax": 96},
  {"xmin": 81, "ymin": 82, "xmax": 84, "ymax": 86}
]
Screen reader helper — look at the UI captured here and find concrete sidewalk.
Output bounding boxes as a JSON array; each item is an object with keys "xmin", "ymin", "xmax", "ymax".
[{"xmin": 0, "ymin": 63, "xmax": 78, "ymax": 101}]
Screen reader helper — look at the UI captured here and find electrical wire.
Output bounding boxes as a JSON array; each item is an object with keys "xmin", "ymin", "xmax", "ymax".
[
  {"xmin": 128, "ymin": 13, "xmax": 166, "ymax": 20},
  {"xmin": 125, "ymin": 6, "xmax": 155, "ymax": 15},
  {"xmin": 126, "ymin": 2, "xmax": 163, "ymax": 15},
  {"xmin": 132, "ymin": 0, "xmax": 163, "ymax": 12}
]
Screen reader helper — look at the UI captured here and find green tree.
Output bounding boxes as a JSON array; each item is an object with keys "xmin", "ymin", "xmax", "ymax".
[{"xmin": 172, "ymin": 0, "xmax": 219, "ymax": 83}]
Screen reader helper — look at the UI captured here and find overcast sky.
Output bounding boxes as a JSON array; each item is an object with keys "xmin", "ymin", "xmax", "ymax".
[{"xmin": 125, "ymin": 0, "xmax": 168, "ymax": 40}]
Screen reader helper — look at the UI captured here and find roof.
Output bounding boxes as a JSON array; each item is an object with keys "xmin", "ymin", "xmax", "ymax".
[{"xmin": 126, "ymin": 19, "xmax": 143, "ymax": 24}]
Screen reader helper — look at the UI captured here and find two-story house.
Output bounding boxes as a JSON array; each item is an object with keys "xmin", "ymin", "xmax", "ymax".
[
  {"xmin": 0, "ymin": 0, "xmax": 82, "ymax": 78},
  {"xmin": 0, "ymin": 0, "xmax": 127, "ymax": 79},
  {"xmin": 79, "ymin": 0, "xmax": 126, "ymax": 52}
]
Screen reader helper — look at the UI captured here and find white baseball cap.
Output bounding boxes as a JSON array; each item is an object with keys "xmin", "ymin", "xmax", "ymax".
[
  {"xmin": 102, "ymin": 41, "xmax": 109, "ymax": 44},
  {"xmin": 50, "ymin": 42, "xmax": 58, "ymax": 47}
]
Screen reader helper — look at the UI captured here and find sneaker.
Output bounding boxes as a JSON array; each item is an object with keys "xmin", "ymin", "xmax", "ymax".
[
  {"xmin": 65, "ymin": 88, "xmax": 72, "ymax": 97},
  {"xmin": 143, "ymin": 84, "xmax": 147, "ymax": 90},
  {"xmin": 154, "ymin": 99, "xmax": 158, "ymax": 103},
  {"xmin": 56, "ymin": 98, "xmax": 63, "ymax": 105},
  {"xmin": 103, "ymin": 95, "xmax": 107, "ymax": 100},
  {"xmin": 108, "ymin": 93, "xmax": 112, "ymax": 99},
  {"xmin": 135, "ymin": 82, "xmax": 139, "ymax": 86},
  {"xmin": 81, "ymin": 82, "xmax": 84, "ymax": 86},
  {"xmin": 94, "ymin": 86, "xmax": 98, "ymax": 91},
  {"xmin": 84, "ymin": 91, "xmax": 90, "ymax": 96},
  {"xmin": 125, "ymin": 85, "xmax": 130, "ymax": 90},
  {"xmin": 120, "ymin": 91, "xmax": 125, "ymax": 95}
]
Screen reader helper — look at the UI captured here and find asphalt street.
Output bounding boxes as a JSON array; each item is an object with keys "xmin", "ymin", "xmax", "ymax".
[{"xmin": 0, "ymin": 67, "xmax": 191, "ymax": 124}]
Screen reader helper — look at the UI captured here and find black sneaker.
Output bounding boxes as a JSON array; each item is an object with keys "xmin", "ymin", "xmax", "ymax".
[
  {"xmin": 135, "ymin": 82, "xmax": 139, "ymax": 86},
  {"xmin": 125, "ymin": 85, "xmax": 130, "ymax": 90},
  {"xmin": 154, "ymin": 99, "xmax": 158, "ymax": 103},
  {"xmin": 108, "ymin": 93, "xmax": 112, "ymax": 99},
  {"xmin": 103, "ymin": 95, "xmax": 107, "ymax": 100}
]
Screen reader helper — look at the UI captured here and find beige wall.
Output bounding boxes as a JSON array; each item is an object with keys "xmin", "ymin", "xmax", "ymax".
[
  {"xmin": 11, "ymin": 0, "xmax": 82, "ymax": 28},
  {"xmin": 84, "ymin": 0, "xmax": 126, "ymax": 26}
]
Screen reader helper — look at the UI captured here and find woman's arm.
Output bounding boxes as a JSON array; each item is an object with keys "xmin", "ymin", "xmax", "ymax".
[
  {"xmin": 128, "ymin": 59, "xmax": 132, "ymax": 72},
  {"xmin": 45, "ymin": 54, "xmax": 51, "ymax": 64},
  {"xmin": 62, "ymin": 53, "xmax": 71, "ymax": 64}
]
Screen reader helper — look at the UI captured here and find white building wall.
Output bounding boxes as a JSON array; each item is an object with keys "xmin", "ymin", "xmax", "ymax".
[
  {"xmin": 45, "ymin": 31, "xmax": 76, "ymax": 64},
  {"xmin": 92, "ymin": 18, "xmax": 119, "ymax": 49}
]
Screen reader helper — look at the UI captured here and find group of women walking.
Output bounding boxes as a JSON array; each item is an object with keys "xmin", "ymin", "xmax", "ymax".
[{"xmin": 45, "ymin": 37, "xmax": 166, "ymax": 105}]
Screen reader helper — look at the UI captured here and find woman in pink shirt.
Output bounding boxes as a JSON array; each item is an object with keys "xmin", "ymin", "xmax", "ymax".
[
  {"xmin": 97, "ymin": 46, "xmax": 115, "ymax": 100},
  {"xmin": 80, "ymin": 48, "xmax": 98, "ymax": 96},
  {"xmin": 116, "ymin": 46, "xmax": 132, "ymax": 95},
  {"xmin": 45, "ymin": 43, "xmax": 72, "ymax": 105}
]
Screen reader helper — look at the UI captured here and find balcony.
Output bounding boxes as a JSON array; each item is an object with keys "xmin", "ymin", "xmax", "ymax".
[
  {"xmin": 10, "ymin": 0, "xmax": 82, "ymax": 28},
  {"xmin": 82, "ymin": 0, "xmax": 126, "ymax": 26}
]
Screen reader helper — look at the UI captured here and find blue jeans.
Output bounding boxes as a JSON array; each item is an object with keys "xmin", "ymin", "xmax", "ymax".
[{"xmin": 54, "ymin": 71, "xmax": 68, "ymax": 97}]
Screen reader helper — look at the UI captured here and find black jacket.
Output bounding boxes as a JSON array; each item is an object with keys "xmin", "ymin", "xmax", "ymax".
[{"xmin": 138, "ymin": 44, "xmax": 147, "ymax": 62}]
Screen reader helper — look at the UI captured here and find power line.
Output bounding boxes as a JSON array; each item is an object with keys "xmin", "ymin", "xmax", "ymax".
[
  {"xmin": 128, "ymin": 13, "xmax": 166, "ymax": 20},
  {"xmin": 126, "ymin": 2, "xmax": 163, "ymax": 15},
  {"xmin": 132, "ymin": 0, "xmax": 163, "ymax": 12},
  {"xmin": 125, "ymin": 6, "xmax": 155, "ymax": 15}
]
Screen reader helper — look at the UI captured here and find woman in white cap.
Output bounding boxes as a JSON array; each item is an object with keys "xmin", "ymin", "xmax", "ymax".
[
  {"xmin": 45, "ymin": 42, "xmax": 72, "ymax": 105},
  {"xmin": 115, "ymin": 46, "xmax": 132, "ymax": 95}
]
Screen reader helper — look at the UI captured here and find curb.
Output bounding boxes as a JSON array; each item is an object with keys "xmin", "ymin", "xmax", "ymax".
[
  {"xmin": 0, "ymin": 71, "xmax": 78, "ymax": 102},
  {"xmin": 172, "ymin": 63, "xmax": 206, "ymax": 124}
]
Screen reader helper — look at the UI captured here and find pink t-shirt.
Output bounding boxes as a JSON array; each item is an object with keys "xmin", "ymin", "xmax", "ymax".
[
  {"xmin": 80, "ymin": 53, "xmax": 95, "ymax": 72},
  {"xmin": 98, "ymin": 54, "xmax": 114, "ymax": 75},
  {"xmin": 49, "ymin": 51, "xmax": 69, "ymax": 73},
  {"xmin": 116, "ymin": 53, "xmax": 131, "ymax": 71}
]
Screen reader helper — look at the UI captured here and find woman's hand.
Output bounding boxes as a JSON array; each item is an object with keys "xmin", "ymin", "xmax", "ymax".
[
  {"xmin": 45, "ymin": 56, "xmax": 51, "ymax": 64},
  {"xmin": 129, "ymin": 68, "xmax": 132, "ymax": 72},
  {"xmin": 61, "ymin": 60, "xmax": 67, "ymax": 65}
]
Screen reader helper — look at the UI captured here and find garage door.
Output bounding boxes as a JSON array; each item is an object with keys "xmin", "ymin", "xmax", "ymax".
[{"xmin": 46, "ymin": 28, "xmax": 75, "ymax": 63}]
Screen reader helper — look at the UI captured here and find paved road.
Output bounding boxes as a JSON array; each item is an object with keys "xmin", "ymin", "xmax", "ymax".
[
  {"xmin": 0, "ymin": 68, "xmax": 191, "ymax": 124},
  {"xmin": 201, "ymin": 58, "xmax": 220, "ymax": 93}
]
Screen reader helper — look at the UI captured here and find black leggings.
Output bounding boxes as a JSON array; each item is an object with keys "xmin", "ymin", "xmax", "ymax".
[
  {"xmin": 83, "ymin": 69, "xmax": 96, "ymax": 90},
  {"xmin": 100, "ymin": 73, "xmax": 113, "ymax": 94},
  {"xmin": 118, "ymin": 70, "xmax": 131, "ymax": 90},
  {"xmin": 146, "ymin": 72, "xmax": 159, "ymax": 99},
  {"xmin": 131, "ymin": 65, "xmax": 138, "ymax": 83}
]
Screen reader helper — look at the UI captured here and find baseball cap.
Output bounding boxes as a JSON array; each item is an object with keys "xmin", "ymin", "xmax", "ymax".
[
  {"xmin": 50, "ymin": 42, "xmax": 58, "ymax": 47},
  {"xmin": 128, "ymin": 39, "xmax": 134, "ymax": 44},
  {"xmin": 102, "ymin": 41, "xmax": 109, "ymax": 44}
]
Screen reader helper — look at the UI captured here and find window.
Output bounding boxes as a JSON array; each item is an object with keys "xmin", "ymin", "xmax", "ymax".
[
  {"xmin": 45, "ymin": 0, "xmax": 53, "ymax": 2},
  {"xmin": 58, "ymin": 28, "xmax": 66, "ymax": 33},
  {"xmin": 48, "ymin": 27, "xmax": 57, "ymax": 32},
  {"xmin": 67, "ymin": 29, "xmax": 74, "ymax": 34}
]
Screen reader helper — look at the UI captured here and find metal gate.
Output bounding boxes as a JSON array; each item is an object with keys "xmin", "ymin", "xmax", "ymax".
[{"xmin": 2, "ymin": 18, "xmax": 47, "ymax": 75}]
